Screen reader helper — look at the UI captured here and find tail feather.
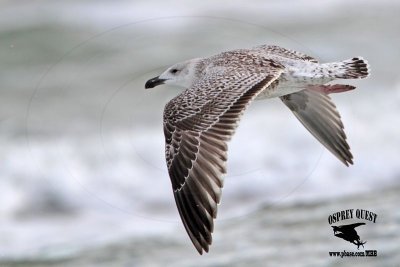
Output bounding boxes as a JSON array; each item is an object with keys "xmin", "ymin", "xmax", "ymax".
[{"xmin": 328, "ymin": 57, "xmax": 370, "ymax": 79}]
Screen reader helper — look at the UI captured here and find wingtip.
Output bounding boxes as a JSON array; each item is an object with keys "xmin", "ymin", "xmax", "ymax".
[
  {"xmin": 195, "ymin": 245, "xmax": 209, "ymax": 255},
  {"xmin": 345, "ymin": 157, "xmax": 354, "ymax": 167},
  {"xmin": 340, "ymin": 157, "xmax": 353, "ymax": 167}
]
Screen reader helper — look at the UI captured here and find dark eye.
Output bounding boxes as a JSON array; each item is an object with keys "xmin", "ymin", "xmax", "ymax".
[{"xmin": 170, "ymin": 68, "xmax": 179, "ymax": 74}]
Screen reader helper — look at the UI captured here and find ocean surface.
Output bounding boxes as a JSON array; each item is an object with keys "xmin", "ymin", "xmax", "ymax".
[{"xmin": 1, "ymin": 0, "xmax": 399, "ymax": 266}]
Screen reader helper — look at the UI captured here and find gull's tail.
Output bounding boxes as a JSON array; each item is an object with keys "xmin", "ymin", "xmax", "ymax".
[{"xmin": 324, "ymin": 57, "xmax": 370, "ymax": 79}]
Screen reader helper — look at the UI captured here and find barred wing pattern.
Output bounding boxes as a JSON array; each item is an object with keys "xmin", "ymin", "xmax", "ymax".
[
  {"xmin": 253, "ymin": 44, "xmax": 319, "ymax": 63},
  {"xmin": 163, "ymin": 67, "xmax": 283, "ymax": 254}
]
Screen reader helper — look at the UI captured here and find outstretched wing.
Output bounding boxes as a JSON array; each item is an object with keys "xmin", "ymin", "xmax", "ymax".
[
  {"xmin": 163, "ymin": 65, "xmax": 283, "ymax": 254},
  {"xmin": 344, "ymin": 222, "xmax": 366, "ymax": 229},
  {"xmin": 280, "ymin": 89, "xmax": 353, "ymax": 166},
  {"xmin": 253, "ymin": 44, "xmax": 318, "ymax": 63}
]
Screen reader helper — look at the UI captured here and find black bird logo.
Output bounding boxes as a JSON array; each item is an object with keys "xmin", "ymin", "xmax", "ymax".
[{"xmin": 332, "ymin": 222, "xmax": 367, "ymax": 249}]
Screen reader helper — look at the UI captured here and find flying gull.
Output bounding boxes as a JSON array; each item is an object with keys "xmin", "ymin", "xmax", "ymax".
[{"xmin": 145, "ymin": 45, "xmax": 369, "ymax": 254}]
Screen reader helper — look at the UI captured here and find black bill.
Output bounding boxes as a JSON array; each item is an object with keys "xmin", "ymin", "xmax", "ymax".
[{"xmin": 145, "ymin": 76, "xmax": 166, "ymax": 89}]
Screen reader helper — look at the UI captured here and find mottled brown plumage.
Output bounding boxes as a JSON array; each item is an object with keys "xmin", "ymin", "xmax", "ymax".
[{"xmin": 145, "ymin": 45, "xmax": 370, "ymax": 254}]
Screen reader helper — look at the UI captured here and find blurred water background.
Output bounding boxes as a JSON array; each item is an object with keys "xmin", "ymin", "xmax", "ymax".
[{"xmin": 1, "ymin": 0, "xmax": 399, "ymax": 266}]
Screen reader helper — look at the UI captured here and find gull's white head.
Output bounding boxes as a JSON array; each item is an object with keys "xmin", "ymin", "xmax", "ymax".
[{"xmin": 145, "ymin": 58, "xmax": 201, "ymax": 89}]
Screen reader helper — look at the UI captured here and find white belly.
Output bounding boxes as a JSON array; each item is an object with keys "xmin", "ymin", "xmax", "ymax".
[
  {"xmin": 256, "ymin": 68, "xmax": 333, "ymax": 100},
  {"xmin": 256, "ymin": 76, "xmax": 308, "ymax": 99}
]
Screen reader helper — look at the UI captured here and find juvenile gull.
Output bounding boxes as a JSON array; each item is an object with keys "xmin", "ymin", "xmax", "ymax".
[{"xmin": 145, "ymin": 45, "xmax": 369, "ymax": 254}]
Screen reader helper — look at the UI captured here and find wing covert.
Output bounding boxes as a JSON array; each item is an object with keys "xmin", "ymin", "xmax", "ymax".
[{"xmin": 164, "ymin": 67, "xmax": 283, "ymax": 254}]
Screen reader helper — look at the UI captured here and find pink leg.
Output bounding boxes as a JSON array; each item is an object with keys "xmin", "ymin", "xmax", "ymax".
[{"xmin": 308, "ymin": 84, "xmax": 356, "ymax": 94}]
